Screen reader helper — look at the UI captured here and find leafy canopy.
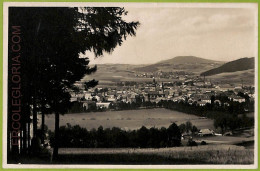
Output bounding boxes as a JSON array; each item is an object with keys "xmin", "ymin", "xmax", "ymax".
[{"xmin": 11, "ymin": 7, "xmax": 139, "ymax": 114}]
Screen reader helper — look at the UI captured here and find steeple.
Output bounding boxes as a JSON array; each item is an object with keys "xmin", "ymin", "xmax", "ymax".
[
  {"xmin": 153, "ymin": 77, "xmax": 156, "ymax": 88},
  {"xmin": 162, "ymin": 82, "xmax": 164, "ymax": 93}
]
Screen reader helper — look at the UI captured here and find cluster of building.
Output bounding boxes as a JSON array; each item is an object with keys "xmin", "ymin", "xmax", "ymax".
[
  {"xmin": 135, "ymin": 71, "xmax": 193, "ymax": 80},
  {"xmin": 70, "ymin": 76, "xmax": 255, "ymax": 110}
]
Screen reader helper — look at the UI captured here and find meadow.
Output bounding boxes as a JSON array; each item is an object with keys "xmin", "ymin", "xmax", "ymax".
[
  {"xmin": 43, "ymin": 108, "xmax": 214, "ymax": 131},
  {"xmin": 207, "ymin": 69, "xmax": 255, "ymax": 85},
  {"xmin": 53, "ymin": 145, "xmax": 253, "ymax": 164},
  {"xmin": 39, "ymin": 109, "xmax": 254, "ymax": 165}
]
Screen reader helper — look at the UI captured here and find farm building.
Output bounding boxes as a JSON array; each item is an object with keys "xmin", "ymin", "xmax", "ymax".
[{"xmin": 198, "ymin": 129, "xmax": 215, "ymax": 136}]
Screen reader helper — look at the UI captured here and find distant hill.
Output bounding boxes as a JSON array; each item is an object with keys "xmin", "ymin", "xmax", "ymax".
[
  {"xmin": 200, "ymin": 57, "xmax": 255, "ymax": 76},
  {"xmin": 157, "ymin": 56, "xmax": 217, "ymax": 64},
  {"xmin": 206, "ymin": 69, "xmax": 254, "ymax": 85},
  {"xmin": 135, "ymin": 56, "xmax": 223, "ymax": 73}
]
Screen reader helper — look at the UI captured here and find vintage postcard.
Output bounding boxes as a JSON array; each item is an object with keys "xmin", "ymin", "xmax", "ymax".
[{"xmin": 2, "ymin": 2, "xmax": 258, "ymax": 169}]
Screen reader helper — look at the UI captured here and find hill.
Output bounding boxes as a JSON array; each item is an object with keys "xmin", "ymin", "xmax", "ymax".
[
  {"xmin": 200, "ymin": 57, "xmax": 255, "ymax": 76},
  {"xmin": 207, "ymin": 69, "xmax": 255, "ymax": 85},
  {"xmin": 157, "ymin": 56, "xmax": 217, "ymax": 64},
  {"xmin": 135, "ymin": 56, "xmax": 223, "ymax": 73}
]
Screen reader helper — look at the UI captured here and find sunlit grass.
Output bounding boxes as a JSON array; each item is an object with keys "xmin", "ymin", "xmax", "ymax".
[{"xmin": 56, "ymin": 144, "xmax": 254, "ymax": 164}]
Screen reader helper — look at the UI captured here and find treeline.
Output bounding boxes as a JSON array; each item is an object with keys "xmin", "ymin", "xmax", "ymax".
[
  {"xmin": 213, "ymin": 113, "xmax": 254, "ymax": 134},
  {"xmin": 110, "ymin": 101, "xmax": 155, "ymax": 110},
  {"xmin": 160, "ymin": 100, "xmax": 254, "ymax": 133},
  {"xmin": 49, "ymin": 123, "xmax": 181, "ymax": 148},
  {"xmin": 160, "ymin": 100, "xmax": 244, "ymax": 118}
]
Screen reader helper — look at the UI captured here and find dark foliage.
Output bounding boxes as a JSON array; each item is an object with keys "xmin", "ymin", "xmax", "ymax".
[
  {"xmin": 200, "ymin": 141, "xmax": 207, "ymax": 145},
  {"xmin": 187, "ymin": 140, "xmax": 197, "ymax": 147},
  {"xmin": 49, "ymin": 123, "xmax": 181, "ymax": 148},
  {"xmin": 8, "ymin": 7, "xmax": 139, "ymax": 158}
]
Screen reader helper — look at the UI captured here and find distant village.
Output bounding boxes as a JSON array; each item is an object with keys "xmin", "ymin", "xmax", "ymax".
[{"xmin": 69, "ymin": 71, "xmax": 255, "ymax": 112}]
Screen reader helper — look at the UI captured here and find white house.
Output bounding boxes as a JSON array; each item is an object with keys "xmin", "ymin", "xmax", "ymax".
[
  {"xmin": 229, "ymin": 95, "xmax": 246, "ymax": 103},
  {"xmin": 201, "ymin": 97, "xmax": 211, "ymax": 104},
  {"xmin": 233, "ymin": 96, "xmax": 246, "ymax": 103},
  {"xmin": 94, "ymin": 95, "xmax": 101, "ymax": 102},
  {"xmin": 197, "ymin": 101, "xmax": 207, "ymax": 106},
  {"xmin": 96, "ymin": 102, "xmax": 111, "ymax": 109},
  {"xmin": 84, "ymin": 93, "xmax": 92, "ymax": 100}
]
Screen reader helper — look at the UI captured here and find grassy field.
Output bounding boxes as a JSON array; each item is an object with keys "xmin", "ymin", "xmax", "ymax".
[
  {"xmin": 14, "ymin": 144, "xmax": 254, "ymax": 165},
  {"xmin": 43, "ymin": 108, "xmax": 214, "ymax": 131},
  {"xmin": 37, "ymin": 108, "xmax": 255, "ymax": 165},
  {"xmin": 83, "ymin": 64, "xmax": 156, "ymax": 85},
  {"xmin": 83, "ymin": 64, "xmax": 202, "ymax": 86},
  {"xmin": 207, "ymin": 69, "xmax": 254, "ymax": 85},
  {"xmin": 51, "ymin": 145, "xmax": 253, "ymax": 164},
  {"xmin": 43, "ymin": 108, "xmax": 254, "ymax": 148},
  {"xmin": 194, "ymin": 135, "xmax": 254, "ymax": 146}
]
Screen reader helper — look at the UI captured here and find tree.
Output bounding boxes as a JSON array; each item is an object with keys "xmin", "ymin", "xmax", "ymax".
[
  {"xmin": 214, "ymin": 115, "xmax": 228, "ymax": 135},
  {"xmin": 137, "ymin": 126, "xmax": 149, "ymax": 148},
  {"xmin": 191, "ymin": 125, "xmax": 198, "ymax": 134},
  {"xmin": 185, "ymin": 121, "xmax": 192, "ymax": 133},
  {"xmin": 167, "ymin": 123, "xmax": 181, "ymax": 147},
  {"xmin": 178, "ymin": 123, "xmax": 186, "ymax": 134},
  {"xmin": 8, "ymin": 7, "xmax": 139, "ymax": 160},
  {"xmin": 96, "ymin": 126, "xmax": 106, "ymax": 147},
  {"xmin": 210, "ymin": 95, "xmax": 215, "ymax": 104},
  {"xmin": 148, "ymin": 127, "xmax": 161, "ymax": 148},
  {"xmin": 49, "ymin": 7, "xmax": 139, "ymax": 158}
]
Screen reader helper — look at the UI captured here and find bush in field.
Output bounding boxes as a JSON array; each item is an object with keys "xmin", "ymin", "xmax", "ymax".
[
  {"xmin": 201, "ymin": 141, "xmax": 207, "ymax": 145},
  {"xmin": 187, "ymin": 140, "xmax": 197, "ymax": 146}
]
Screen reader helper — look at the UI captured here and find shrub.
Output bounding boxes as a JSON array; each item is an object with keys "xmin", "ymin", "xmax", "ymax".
[
  {"xmin": 200, "ymin": 141, "xmax": 207, "ymax": 145},
  {"xmin": 187, "ymin": 140, "xmax": 197, "ymax": 146}
]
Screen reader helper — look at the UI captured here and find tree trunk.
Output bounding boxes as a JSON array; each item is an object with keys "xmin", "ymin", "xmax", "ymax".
[
  {"xmin": 21, "ymin": 123, "xmax": 26, "ymax": 154},
  {"xmin": 41, "ymin": 112, "xmax": 45, "ymax": 144},
  {"xmin": 27, "ymin": 121, "xmax": 31, "ymax": 150},
  {"xmin": 23, "ymin": 122, "xmax": 28, "ymax": 153},
  {"xmin": 53, "ymin": 112, "xmax": 60, "ymax": 160},
  {"xmin": 32, "ymin": 99, "xmax": 37, "ymax": 138},
  {"xmin": 22, "ymin": 106, "xmax": 30, "ymax": 154},
  {"xmin": 7, "ymin": 122, "xmax": 10, "ymax": 156}
]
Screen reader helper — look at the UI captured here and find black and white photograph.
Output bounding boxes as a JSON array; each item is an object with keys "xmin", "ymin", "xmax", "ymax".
[{"xmin": 3, "ymin": 2, "xmax": 258, "ymax": 169}]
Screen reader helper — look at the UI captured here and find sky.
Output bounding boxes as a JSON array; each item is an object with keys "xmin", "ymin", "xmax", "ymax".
[{"xmin": 85, "ymin": 5, "xmax": 257, "ymax": 65}]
